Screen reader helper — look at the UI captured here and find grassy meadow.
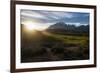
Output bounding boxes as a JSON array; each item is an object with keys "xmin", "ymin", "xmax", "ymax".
[{"xmin": 21, "ymin": 28, "xmax": 89, "ymax": 63}]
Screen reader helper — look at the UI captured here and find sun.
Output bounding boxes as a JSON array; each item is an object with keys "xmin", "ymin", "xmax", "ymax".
[
  {"xmin": 24, "ymin": 22, "xmax": 37, "ymax": 30},
  {"xmin": 23, "ymin": 21, "xmax": 47, "ymax": 31},
  {"xmin": 26, "ymin": 23, "xmax": 35, "ymax": 30}
]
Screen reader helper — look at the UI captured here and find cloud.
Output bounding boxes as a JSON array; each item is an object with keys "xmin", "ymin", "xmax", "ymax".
[
  {"xmin": 21, "ymin": 9, "xmax": 89, "ymax": 25},
  {"xmin": 65, "ymin": 22, "xmax": 88, "ymax": 26},
  {"xmin": 50, "ymin": 12, "xmax": 74, "ymax": 18},
  {"xmin": 21, "ymin": 10, "xmax": 45, "ymax": 19}
]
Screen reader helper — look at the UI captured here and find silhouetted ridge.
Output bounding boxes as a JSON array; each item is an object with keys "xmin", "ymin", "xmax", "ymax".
[{"xmin": 46, "ymin": 22, "xmax": 89, "ymax": 35}]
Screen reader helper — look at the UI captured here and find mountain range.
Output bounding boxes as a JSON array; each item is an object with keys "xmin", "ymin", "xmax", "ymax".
[{"xmin": 46, "ymin": 22, "xmax": 89, "ymax": 35}]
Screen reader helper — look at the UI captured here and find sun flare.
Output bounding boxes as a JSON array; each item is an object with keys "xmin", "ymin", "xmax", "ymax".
[
  {"xmin": 23, "ymin": 21, "xmax": 47, "ymax": 31},
  {"xmin": 26, "ymin": 23, "xmax": 35, "ymax": 30},
  {"xmin": 24, "ymin": 22, "xmax": 38, "ymax": 30}
]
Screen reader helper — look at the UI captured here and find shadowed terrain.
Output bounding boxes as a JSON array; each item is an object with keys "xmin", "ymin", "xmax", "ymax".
[{"xmin": 21, "ymin": 23, "xmax": 89, "ymax": 63}]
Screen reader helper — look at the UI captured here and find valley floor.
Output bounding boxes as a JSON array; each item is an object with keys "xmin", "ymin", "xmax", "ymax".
[{"xmin": 21, "ymin": 31, "xmax": 89, "ymax": 63}]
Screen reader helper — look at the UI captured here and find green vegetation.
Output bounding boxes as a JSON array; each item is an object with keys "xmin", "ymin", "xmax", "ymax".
[
  {"xmin": 21, "ymin": 30, "xmax": 89, "ymax": 63},
  {"xmin": 43, "ymin": 32, "xmax": 89, "ymax": 46}
]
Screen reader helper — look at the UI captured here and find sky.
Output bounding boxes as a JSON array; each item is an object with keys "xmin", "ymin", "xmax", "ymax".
[{"xmin": 21, "ymin": 9, "xmax": 90, "ymax": 30}]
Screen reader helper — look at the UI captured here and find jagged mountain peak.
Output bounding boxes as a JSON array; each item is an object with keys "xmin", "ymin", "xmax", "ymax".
[{"xmin": 48, "ymin": 22, "xmax": 75, "ymax": 30}]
